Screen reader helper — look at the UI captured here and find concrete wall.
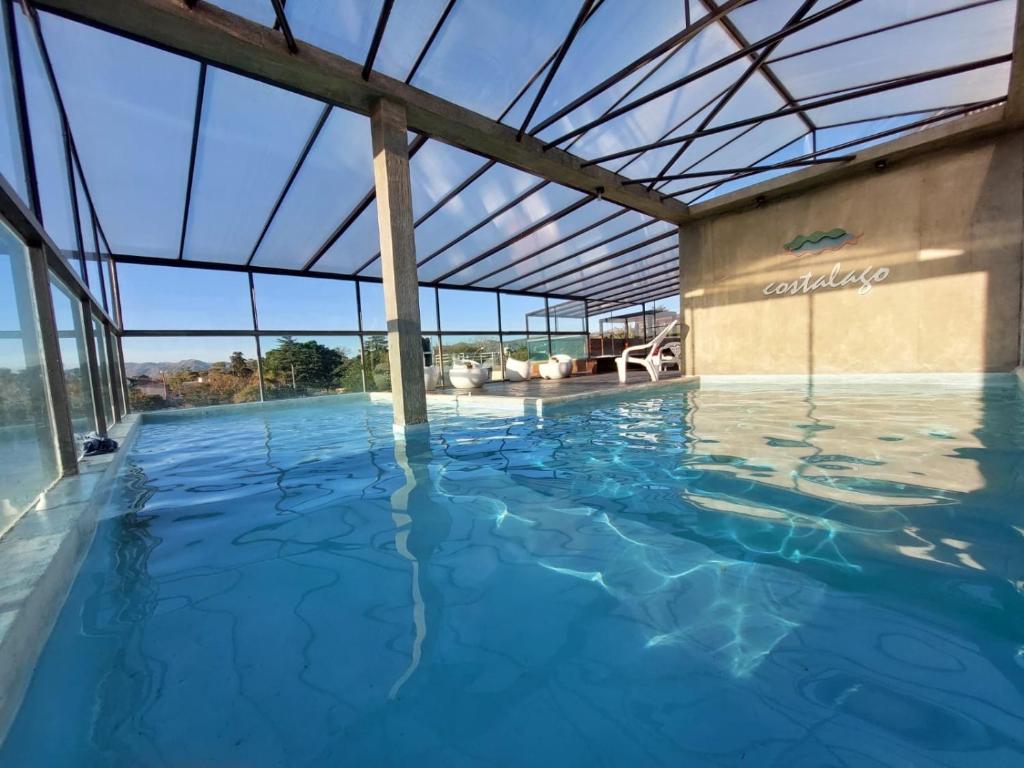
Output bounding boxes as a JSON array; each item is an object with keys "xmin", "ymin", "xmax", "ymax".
[{"xmin": 679, "ymin": 130, "xmax": 1024, "ymax": 375}]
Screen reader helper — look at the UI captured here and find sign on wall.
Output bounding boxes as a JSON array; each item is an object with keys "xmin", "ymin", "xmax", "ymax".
[
  {"xmin": 783, "ymin": 228, "xmax": 859, "ymax": 256},
  {"xmin": 764, "ymin": 227, "xmax": 889, "ymax": 296}
]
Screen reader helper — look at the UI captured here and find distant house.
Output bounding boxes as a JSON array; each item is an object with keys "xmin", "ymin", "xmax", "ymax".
[{"xmin": 128, "ymin": 375, "xmax": 169, "ymax": 399}]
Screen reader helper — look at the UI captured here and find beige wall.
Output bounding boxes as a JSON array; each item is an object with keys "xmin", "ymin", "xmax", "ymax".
[{"xmin": 680, "ymin": 131, "xmax": 1024, "ymax": 375}]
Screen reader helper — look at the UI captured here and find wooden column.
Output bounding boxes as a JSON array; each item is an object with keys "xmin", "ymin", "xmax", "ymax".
[{"xmin": 370, "ymin": 99, "xmax": 427, "ymax": 430}]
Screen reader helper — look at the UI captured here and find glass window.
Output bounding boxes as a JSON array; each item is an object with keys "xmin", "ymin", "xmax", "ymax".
[
  {"xmin": 358, "ymin": 281, "xmax": 386, "ymax": 332},
  {"xmin": 252, "ymin": 274, "xmax": 358, "ymax": 331},
  {"xmin": 91, "ymin": 314, "xmax": 114, "ymax": 426},
  {"xmin": 260, "ymin": 334, "xmax": 363, "ymax": 399},
  {"xmin": 16, "ymin": 10, "xmax": 78, "ymax": 253},
  {"xmin": 50, "ymin": 275, "xmax": 95, "ymax": 441},
  {"xmin": 117, "ymin": 264, "xmax": 251, "ymax": 330},
  {"xmin": 362, "ymin": 333, "xmax": 389, "ymax": 392},
  {"xmin": 420, "ymin": 286, "xmax": 438, "ymax": 332},
  {"xmin": 501, "ymin": 333, "xmax": 549, "ymax": 364},
  {"xmin": 438, "ymin": 288, "xmax": 497, "ymax": 332},
  {"xmin": 100, "ymin": 252, "xmax": 114, "ymax": 316},
  {"xmin": 499, "ymin": 292, "xmax": 544, "ymax": 333},
  {"xmin": 122, "ymin": 336, "xmax": 259, "ymax": 411},
  {"xmin": 548, "ymin": 302, "xmax": 585, "ymax": 334},
  {"xmin": 0, "ymin": 2, "xmax": 27, "ymax": 201},
  {"xmin": 0, "ymin": 219, "xmax": 58, "ymax": 528},
  {"xmin": 440, "ymin": 335, "xmax": 502, "ymax": 385},
  {"xmin": 550, "ymin": 334, "xmax": 587, "ymax": 360}
]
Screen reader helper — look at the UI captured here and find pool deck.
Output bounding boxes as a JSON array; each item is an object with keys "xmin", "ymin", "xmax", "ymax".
[{"xmin": 423, "ymin": 370, "xmax": 699, "ymax": 414}]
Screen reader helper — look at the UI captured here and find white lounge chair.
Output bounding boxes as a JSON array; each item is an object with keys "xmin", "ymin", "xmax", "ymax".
[{"xmin": 615, "ymin": 320, "xmax": 679, "ymax": 384}]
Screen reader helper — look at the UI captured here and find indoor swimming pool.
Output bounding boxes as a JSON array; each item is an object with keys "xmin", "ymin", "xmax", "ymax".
[{"xmin": 3, "ymin": 377, "xmax": 1023, "ymax": 766}]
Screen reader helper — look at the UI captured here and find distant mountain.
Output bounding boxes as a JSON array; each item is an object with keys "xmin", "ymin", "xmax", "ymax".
[{"xmin": 125, "ymin": 359, "xmax": 211, "ymax": 378}]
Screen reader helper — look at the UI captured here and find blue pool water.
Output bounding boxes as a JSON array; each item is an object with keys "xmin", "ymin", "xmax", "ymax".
[{"xmin": 3, "ymin": 377, "xmax": 1024, "ymax": 766}]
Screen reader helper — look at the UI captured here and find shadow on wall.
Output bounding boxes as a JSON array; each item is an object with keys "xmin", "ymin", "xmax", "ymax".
[{"xmin": 679, "ymin": 130, "xmax": 1024, "ymax": 376}]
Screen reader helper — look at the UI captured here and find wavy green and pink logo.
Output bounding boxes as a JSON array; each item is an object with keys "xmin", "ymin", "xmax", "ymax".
[{"xmin": 783, "ymin": 228, "xmax": 860, "ymax": 256}]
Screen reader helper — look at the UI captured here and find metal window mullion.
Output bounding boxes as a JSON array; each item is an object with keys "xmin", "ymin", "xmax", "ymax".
[
  {"xmin": 356, "ymin": 280, "xmax": 367, "ymax": 393},
  {"xmin": 434, "ymin": 287, "xmax": 443, "ymax": 384},
  {"xmin": 362, "ymin": 0, "xmax": 394, "ymax": 80},
  {"xmin": 249, "ymin": 271, "xmax": 266, "ymax": 402},
  {"xmin": 583, "ymin": 299, "xmax": 590, "ymax": 359},
  {"xmin": 178, "ymin": 62, "xmax": 207, "ymax": 261},
  {"xmin": 544, "ymin": 296, "xmax": 552, "ymax": 357},
  {"xmin": 496, "ymin": 290, "xmax": 505, "ymax": 379}
]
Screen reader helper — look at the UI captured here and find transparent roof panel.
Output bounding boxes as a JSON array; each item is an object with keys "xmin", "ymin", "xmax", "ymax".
[
  {"xmin": 16, "ymin": 10, "xmax": 77, "ymax": 254},
  {"xmin": 39, "ymin": 1, "xmax": 1018, "ymax": 290},
  {"xmin": 251, "ymin": 107, "xmax": 374, "ymax": 269},
  {"xmin": 679, "ymin": 132, "xmax": 812, "ymax": 204},
  {"xmin": 659, "ymin": 116, "xmax": 809, "ymax": 198},
  {"xmin": 474, "ymin": 209, "xmax": 653, "ymax": 289},
  {"xmin": 410, "ymin": 0, "xmax": 579, "ymax": 118},
  {"xmin": 804, "ymin": 62, "xmax": 1011, "ymax": 126},
  {"xmin": 419, "ymin": 182, "xmax": 586, "ymax": 283},
  {"xmin": 763, "ymin": 0, "xmax": 1011, "ymax": 62},
  {"xmin": 314, "ymin": 199, "xmax": 380, "ymax": 276},
  {"xmin": 285, "ymin": 0, "xmax": 384, "ymax": 64},
  {"xmin": 555, "ymin": 246, "xmax": 679, "ymax": 297},
  {"xmin": 409, "ymin": 141, "xmax": 490, "ymax": 222},
  {"xmin": 555, "ymin": 24, "xmax": 749, "ymax": 164},
  {"xmin": 503, "ymin": 0, "xmax": 702, "ymax": 131},
  {"xmin": 374, "ymin": 0, "xmax": 451, "ymax": 82},
  {"xmin": 39, "ymin": 11, "xmax": 196, "ymax": 259},
  {"xmin": 406, "ymin": 163, "xmax": 540, "ymax": 267},
  {"xmin": 501, "ymin": 219, "xmax": 676, "ymax": 293},
  {"xmin": 771, "ymin": 2, "xmax": 1015, "ymax": 100},
  {"xmin": 183, "ymin": 68, "xmax": 324, "ymax": 264},
  {"xmin": 451, "ymin": 197, "xmax": 623, "ymax": 286},
  {"xmin": 0, "ymin": 3, "xmax": 26, "ymax": 202}
]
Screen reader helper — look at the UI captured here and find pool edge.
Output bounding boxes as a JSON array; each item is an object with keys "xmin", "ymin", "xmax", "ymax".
[{"xmin": 0, "ymin": 414, "xmax": 141, "ymax": 747}]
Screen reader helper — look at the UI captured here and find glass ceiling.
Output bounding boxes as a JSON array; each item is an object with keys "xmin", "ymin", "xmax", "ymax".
[{"xmin": 27, "ymin": 0, "xmax": 1016, "ymax": 309}]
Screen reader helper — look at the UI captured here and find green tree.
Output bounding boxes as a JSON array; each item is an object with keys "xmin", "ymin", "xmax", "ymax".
[{"xmin": 229, "ymin": 351, "xmax": 253, "ymax": 378}]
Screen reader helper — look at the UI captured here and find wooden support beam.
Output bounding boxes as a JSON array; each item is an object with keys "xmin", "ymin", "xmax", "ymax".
[
  {"xmin": 34, "ymin": 0, "xmax": 689, "ymax": 223},
  {"xmin": 371, "ymin": 99, "xmax": 427, "ymax": 430}
]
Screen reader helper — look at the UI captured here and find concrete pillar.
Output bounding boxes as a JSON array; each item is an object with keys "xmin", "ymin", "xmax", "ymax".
[
  {"xmin": 370, "ymin": 99, "xmax": 427, "ymax": 431},
  {"xmin": 1008, "ymin": 0, "xmax": 1024, "ymax": 124}
]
